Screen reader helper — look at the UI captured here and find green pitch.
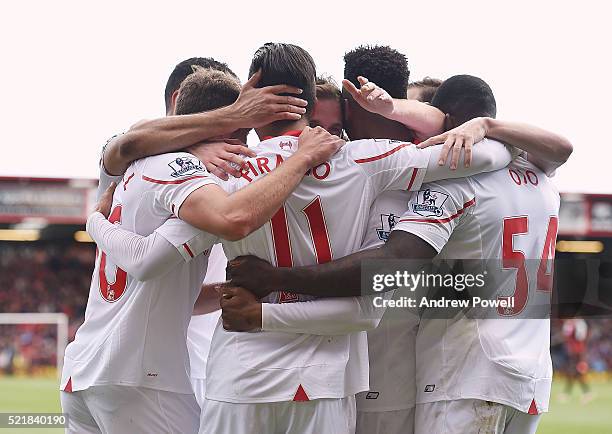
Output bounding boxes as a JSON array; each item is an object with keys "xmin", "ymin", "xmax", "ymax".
[{"xmin": 0, "ymin": 377, "xmax": 611, "ymax": 433}]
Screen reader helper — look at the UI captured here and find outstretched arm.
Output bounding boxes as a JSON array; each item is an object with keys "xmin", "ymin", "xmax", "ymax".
[
  {"xmin": 418, "ymin": 117, "xmax": 573, "ymax": 175},
  {"xmin": 227, "ymin": 231, "xmax": 436, "ymax": 299},
  {"xmin": 103, "ymin": 71, "xmax": 307, "ymax": 176}
]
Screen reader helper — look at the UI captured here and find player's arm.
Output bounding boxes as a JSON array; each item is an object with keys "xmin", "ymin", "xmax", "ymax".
[
  {"xmin": 102, "ymin": 71, "xmax": 307, "ymax": 176},
  {"xmin": 418, "ymin": 117, "xmax": 573, "ymax": 175},
  {"xmin": 178, "ymin": 127, "xmax": 344, "ymax": 241},
  {"xmin": 88, "ymin": 183, "xmax": 215, "ymax": 281},
  {"xmin": 342, "ymin": 76, "xmax": 445, "ymax": 140},
  {"xmin": 218, "ymin": 286, "xmax": 386, "ymax": 334},
  {"xmin": 228, "ymin": 180, "xmax": 473, "ymax": 298},
  {"xmin": 193, "ymin": 283, "xmax": 222, "ymax": 315}
]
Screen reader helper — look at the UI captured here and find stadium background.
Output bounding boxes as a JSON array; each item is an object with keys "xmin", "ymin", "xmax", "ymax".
[{"xmin": 0, "ymin": 176, "xmax": 611, "ymax": 433}]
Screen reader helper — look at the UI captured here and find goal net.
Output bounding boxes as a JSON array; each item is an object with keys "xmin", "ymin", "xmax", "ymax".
[{"xmin": 0, "ymin": 313, "xmax": 68, "ymax": 378}]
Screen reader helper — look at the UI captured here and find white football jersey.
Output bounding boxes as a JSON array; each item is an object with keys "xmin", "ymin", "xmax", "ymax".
[
  {"xmin": 356, "ymin": 190, "xmax": 420, "ymax": 413},
  {"xmin": 206, "ymin": 133, "xmax": 430, "ymax": 403},
  {"xmin": 187, "ymin": 243, "xmax": 225, "ymax": 380},
  {"xmin": 61, "ymin": 152, "xmax": 218, "ymax": 394},
  {"xmin": 392, "ymin": 156, "xmax": 560, "ymax": 414}
]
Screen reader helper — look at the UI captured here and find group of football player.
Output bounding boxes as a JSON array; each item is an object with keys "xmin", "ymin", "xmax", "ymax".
[{"xmin": 59, "ymin": 42, "xmax": 573, "ymax": 434}]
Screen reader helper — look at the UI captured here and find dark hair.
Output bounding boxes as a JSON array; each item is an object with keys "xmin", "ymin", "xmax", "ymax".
[
  {"xmin": 174, "ymin": 68, "xmax": 241, "ymax": 115},
  {"xmin": 343, "ymin": 45, "xmax": 410, "ymax": 99},
  {"xmin": 431, "ymin": 75, "xmax": 497, "ymax": 125},
  {"xmin": 315, "ymin": 75, "xmax": 342, "ymax": 101},
  {"xmin": 408, "ymin": 77, "xmax": 444, "ymax": 103},
  {"xmin": 248, "ymin": 43, "xmax": 316, "ymax": 116},
  {"xmin": 164, "ymin": 57, "xmax": 237, "ymax": 112}
]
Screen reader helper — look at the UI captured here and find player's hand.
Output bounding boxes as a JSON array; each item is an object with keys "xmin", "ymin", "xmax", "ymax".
[
  {"xmin": 417, "ymin": 117, "xmax": 489, "ymax": 169},
  {"xmin": 94, "ymin": 182, "xmax": 116, "ymax": 218},
  {"xmin": 295, "ymin": 126, "xmax": 345, "ymax": 167},
  {"xmin": 187, "ymin": 139, "xmax": 256, "ymax": 181},
  {"xmin": 342, "ymin": 76, "xmax": 394, "ymax": 117},
  {"xmin": 229, "ymin": 70, "xmax": 308, "ymax": 128},
  {"xmin": 219, "ymin": 286, "xmax": 262, "ymax": 332},
  {"xmin": 226, "ymin": 256, "xmax": 278, "ymax": 299}
]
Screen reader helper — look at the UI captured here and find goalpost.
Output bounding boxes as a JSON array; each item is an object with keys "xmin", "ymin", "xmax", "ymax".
[{"xmin": 0, "ymin": 312, "xmax": 69, "ymax": 378}]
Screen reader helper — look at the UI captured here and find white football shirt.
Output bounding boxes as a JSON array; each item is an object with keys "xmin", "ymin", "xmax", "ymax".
[
  {"xmin": 206, "ymin": 134, "xmax": 431, "ymax": 403},
  {"xmin": 61, "ymin": 152, "xmax": 218, "ymax": 394},
  {"xmin": 356, "ymin": 190, "xmax": 420, "ymax": 413},
  {"xmin": 392, "ymin": 156, "xmax": 559, "ymax": 414}
]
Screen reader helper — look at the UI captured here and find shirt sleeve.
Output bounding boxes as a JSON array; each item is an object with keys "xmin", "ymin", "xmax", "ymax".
[
  {"xmin": 86, "ymin": 212, "xmax": 184, "ymax": 281},
  {"xmin": 348, "ymin": 139, "xmax": 430, "ymax": 193},
  {"xmin": 422, "ymin": 138, "xmax": 512, "ymax": 183},
  {"xmin": 261, "ymin": 293, "xmax": 388, "ymax": 335},
  {"xmin": 391, "ymin": 179, "xmax": 475, "ymax": 253},
  {"xmin": 154, "ymin": 218, "xmax": 218, "ymax": 262},
  {"xmin": 96, "ymin": 136, "xmax": 124, "ymax": 201},
  {"xmin": 140, "ymin": 152, "xmax": 220, "ymax": 217}
]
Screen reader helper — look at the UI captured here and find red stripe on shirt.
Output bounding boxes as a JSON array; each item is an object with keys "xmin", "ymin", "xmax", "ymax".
[
  {"xmin": 354, "ymin": 143, "xmax": 411, "ymax": 164},
  {"xmin": 399, "ymin": 198, "xmax": 476, "ymax": 224},
  {"xmin": 183, "ymin": 243, "xmax": 195, "ymax": 258},
  {"xmin": 407, "ymin": 168, "xmax": 419, "ymax": 190},
  {"xmin": 141, "ymin": 175, "xmax": 208, "ymax": 185}
]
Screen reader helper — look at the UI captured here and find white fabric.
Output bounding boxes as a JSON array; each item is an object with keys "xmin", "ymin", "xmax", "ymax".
[
  {"xmin": 415, "ymin": 400, "xmax": 542, "ymax": 434},
  {"xmin": 62, "ymin": 152, "xmax": 218, "ymax": 394},
  {"xmin": 392, "ymin": 157, "xmax": 559, "ymax": 413},
  {"xmin": 208, "ymin": 136, "xmax": 431, "ymax": 404},
  {"xmin": 356, "ymin": 190, "xmax": 421, "ymax": 413},
  {"xmin": 187, "ymin": 243, "xmax": 225, "ymax": 380},
  {"xmin": 261, "ymin": 294, "xmax": 386, "ymax": 335},
  {"xmin": 61, "ymin": 386, "xmax": 200, "ymax": 434},
  {"xmin": 190, "ymin": 377, "xmax": 207, "ymax": 410},
  {"xmin": 200, "ymin": 395, "xmax": 356, "ymax": 434},
  {"xmin": 356, "ymin": 407, "xmax": 415, "ymax": 434}
]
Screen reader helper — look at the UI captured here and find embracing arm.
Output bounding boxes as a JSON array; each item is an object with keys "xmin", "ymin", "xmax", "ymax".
[
  {"xmin": 228, "ymin": 231, "xmax": 436, "ymax": 298},
  {"xmin": 179, "ymin": 127, "xmax": 343, "ymax": 241},
  {"xmin": 87, "ymin": 212, "xmax": 184, "ymax": 281}
]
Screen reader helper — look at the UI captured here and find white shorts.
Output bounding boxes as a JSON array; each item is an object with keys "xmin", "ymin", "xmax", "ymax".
[
  {"xmin": 60, "ymin": 385, "xmax": 200, "ymax": 434},
  {"xmin": 200, "ymin": 396, "xmax": 356, "ymax": 434},
  {"xmin": 415, "ymin": 400, "xmax": 541, "ymax": 434},
  {"xmin": 356, "ymin": 407, "xmax": 415, "ymax": 434},
  {"xmin": 190, "ymin": 377, "xmax": 206, "ymax": 410}
]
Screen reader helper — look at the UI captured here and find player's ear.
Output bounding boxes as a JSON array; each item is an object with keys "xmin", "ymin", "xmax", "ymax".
[
  {"xmin": 443, "ymin": 113, "xmax": 455, "ymax": 131},
  {"xmin": 168, "ymin": 90, "xmax": 180, "ymax": 115}
]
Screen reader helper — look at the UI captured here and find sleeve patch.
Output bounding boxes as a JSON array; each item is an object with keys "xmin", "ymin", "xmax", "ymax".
[
  {"xmin": 168, "ymin": 156, "xmax": 207, "ymax": 179},
  {"xmin": 410, "ymin": 189, "xmax": 451, "ymax": 217}
]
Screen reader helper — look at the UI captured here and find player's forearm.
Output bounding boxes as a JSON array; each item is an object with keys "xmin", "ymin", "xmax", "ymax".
[
  {"xmin": 87, "ymin": 212, "xmax": 183, "ymax": 280},
  {"xmin": 217, "ymin": 154, "xmax": 312, "ymax": 240},
  {"xmin": 422, "ymin": 139, "xmax": 512, "ymax": 183},
  {"xmin": 262, "ymin": 295, "xmax": 384, "ymax": 335},
  {"xmin": 386, "ymin": 99, "xmax": 445, "ymax": 140},
  {"xmin": 103, "ymin": 106, "xmax": 241, "ymax": 176},
  {"xmin": 484, "ymin": 118, "xmax": 573, "ymax": 173},
  {"xmin": 193, "ymin": 283, "xmax": 221, "ymax": 315}
]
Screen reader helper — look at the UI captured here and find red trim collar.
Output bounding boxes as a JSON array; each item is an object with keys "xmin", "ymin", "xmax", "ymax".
[{"xmin": 262, "ymin": 130, "xmax": 302, "ymax": 140}]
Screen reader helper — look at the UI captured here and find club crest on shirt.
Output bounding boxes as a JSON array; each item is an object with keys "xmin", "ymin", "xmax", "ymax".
[
  {"xmin": 168, "ymin": 156, "xmax": 206, "ymax": 178},
  {"xmin": 412, "ymin": 189, "xmax": 449, "ymax": 217},
  {"xmin": 376, "ymin": 213, "xmax": 399, "ymax": 242}
]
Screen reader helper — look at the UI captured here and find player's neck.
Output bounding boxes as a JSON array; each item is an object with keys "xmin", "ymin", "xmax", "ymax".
[
  {"xmin": 256, "ymin": 119, "xmax": 309, "ymax": 140},
  {"xmin": 359, "ymin": 119, "xmax": 413, "ymax": 142}
]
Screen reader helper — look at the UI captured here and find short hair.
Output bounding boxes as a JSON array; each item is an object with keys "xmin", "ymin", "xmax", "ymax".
[
  {"xmin": 315, "ymin": 75, "xmax": 342, "ymax": 101},
  {"xmin": 174, "ymin": 67, "xmax": 241, "ymax": 116},
  {"xmin": 343, "ymin": 45, "xmax": 410, "ymax": 99},
  {"xmin": 431, "ymin": 75, "xmax": 497, "ymax": 125},
  {"xmin": 248, "ymin": 43, "xmax": 316, "ymax": 116},
  {"xmin": 164, "ymin": 57, "xmax": 237, "ymax": 112},
  {"xmin": 408, "ymin": 77, "xmax": 444, "ymax": 103}
]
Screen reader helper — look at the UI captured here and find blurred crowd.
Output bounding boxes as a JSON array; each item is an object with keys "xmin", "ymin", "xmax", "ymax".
[
  {"xmin": 0, "ymin": 242, "xmax": 94, "ymax": 374},
  {"xmin": 0, "ymin": 242, "xmax": 611, "ymax": 376}
]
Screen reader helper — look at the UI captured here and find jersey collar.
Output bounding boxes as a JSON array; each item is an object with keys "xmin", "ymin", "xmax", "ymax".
[{"xmin": 262, "ymin": 130, "xmax": 302, "ymax": 140}]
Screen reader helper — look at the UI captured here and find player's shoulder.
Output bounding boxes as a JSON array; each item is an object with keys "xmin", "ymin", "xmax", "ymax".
[
  {"xmin": 139, "ymin": 152, "xmax": 210, "ymax": 182},
  {"xmin": 341, "ymin": 138, "xmax": 417, "ymax": 164}
]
